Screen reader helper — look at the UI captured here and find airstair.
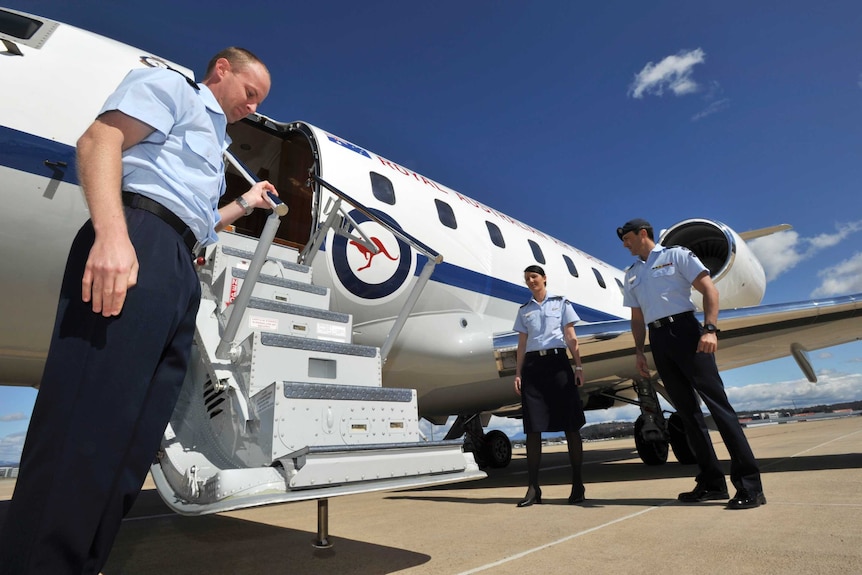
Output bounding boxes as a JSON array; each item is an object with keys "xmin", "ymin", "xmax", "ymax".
[{"xmin": 151, "ymin": 178, "xmax": 484, "ymax": 545}]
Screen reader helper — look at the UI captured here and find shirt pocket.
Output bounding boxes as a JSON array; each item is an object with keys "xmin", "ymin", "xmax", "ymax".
[
  {"xmin": 523, "ymin": 310, "xmax": 542, "ymax": 334},
  {"xmin": 185, "ymin": 130, "xmax": 222, "ymax": 171}
]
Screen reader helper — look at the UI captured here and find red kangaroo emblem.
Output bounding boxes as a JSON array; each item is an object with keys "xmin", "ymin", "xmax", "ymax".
[{"xmin": 349, "ymin": 237, "xmax": 399, "ymax": 271}]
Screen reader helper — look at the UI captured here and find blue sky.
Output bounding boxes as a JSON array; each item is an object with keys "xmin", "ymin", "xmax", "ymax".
[{"xmin": 3, "ymin": 1, "xmax": 862, "ymax": 460}]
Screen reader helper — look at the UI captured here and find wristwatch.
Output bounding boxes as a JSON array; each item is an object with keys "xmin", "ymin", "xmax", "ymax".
[
  {"xmin": 703, "ymin": 323, "xmax": 719, "ymax": 334},
  {"xmin": 235, "ymin": 196, "xmax": 253, "ymax": 217}
]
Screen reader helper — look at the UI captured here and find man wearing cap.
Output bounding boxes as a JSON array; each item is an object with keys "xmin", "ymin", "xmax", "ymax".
[{"xmin": 617, "ymin": 219, "xmax": 765, "ymax": 510}]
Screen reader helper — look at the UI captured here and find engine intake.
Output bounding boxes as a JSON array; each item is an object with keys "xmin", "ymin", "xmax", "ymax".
[{"xmin": 660, "ymin": 219, "xmax": 766, "ymax": 309}]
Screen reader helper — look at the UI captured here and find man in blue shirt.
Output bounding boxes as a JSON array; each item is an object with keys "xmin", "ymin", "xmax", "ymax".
[
  {"xmin": 618, "ymin": 218, "xmax": 765, "ymax": 511},
  {"xmin": 0, "ymin": 48, "xmax": 277, "ymax": 574}
]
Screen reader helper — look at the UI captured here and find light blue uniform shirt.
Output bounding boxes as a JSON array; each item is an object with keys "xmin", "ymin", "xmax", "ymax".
[
  {"xmin": 622, "ymin": 245, "xmax": 708, "ymax": 324},
  {"xmin": 513, "ymin": 294, "xmax": 580, "ymax": 353},
  {"xmin": 99, "ymin": 68, "xmax": 230, "ymax": 246}
]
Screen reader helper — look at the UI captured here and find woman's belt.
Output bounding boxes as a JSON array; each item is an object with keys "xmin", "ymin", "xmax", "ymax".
[{"xmin": 525, "ymin": 348, "xmax": 567, "ymax": 358}]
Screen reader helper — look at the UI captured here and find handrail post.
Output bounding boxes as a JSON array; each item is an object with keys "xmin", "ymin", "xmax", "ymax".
[
  {"xmin": 216, "ymin": 209, "xmax": 283, "ymax": 360},
  {"xmin": 380, "ymin": 254, "xmax": 442, "ymax": 363}
]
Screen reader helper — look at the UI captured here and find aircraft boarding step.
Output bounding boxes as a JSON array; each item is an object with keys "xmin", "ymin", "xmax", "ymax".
[{"xmin": 153, "ymin": 230, "xmax": 483, "ymax": 517}]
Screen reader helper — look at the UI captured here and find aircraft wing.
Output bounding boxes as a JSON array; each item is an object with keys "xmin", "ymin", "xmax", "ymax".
[{"xmin": 585, "ymin": 293, "xmax": 862, "ymax": 379}]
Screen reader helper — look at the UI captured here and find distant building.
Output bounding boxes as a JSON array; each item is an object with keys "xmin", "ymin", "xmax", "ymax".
[{"xmin": 0, "ymin": 467, "xmax": 19, "ymax": 478}]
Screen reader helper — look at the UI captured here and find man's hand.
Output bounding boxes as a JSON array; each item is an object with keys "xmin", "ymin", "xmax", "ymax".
[
  {"xmin": 636, "ymin": 350, "xmax": 650, "ymax": 378},
  {"xmin": 82, "ymin": 234, "xmax": 139, "ymax": 317},
  {"xmin": 697, "ymin": 332, "xmax": 718, "ymax": 354},
  {"xmin": 514, "ymin": 376, "xmax": 522, "ymax": 396}
]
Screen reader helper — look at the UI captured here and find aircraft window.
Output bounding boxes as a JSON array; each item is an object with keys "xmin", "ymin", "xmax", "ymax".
[
  {"xmin": 528, "ymin": 240, "xmax": 546, "ymax": 264},
  {"xmin": 486, "ymin": 221, "xmax": 505, "ymax": 248},
  {"xmin": 563, "ymin": 255, "xmax": 579, "ymax": 277},
  {"xmin": 370, "ymin": 172, "xmax": 395, "ymax": 205},
  {"xmin": 0, "ymin": 10, "xmax": 42, "ymax": 39},
  {"xmin": 592, "ymin": 268, "xmax": 607, "ymax": 289},
  {"xmin": 615, "ymin": 277, "xmax": 624, "ymax": 294},
  {"xmin": 435, "ymin": 199, "xmax": 457, "ymax": 229}
]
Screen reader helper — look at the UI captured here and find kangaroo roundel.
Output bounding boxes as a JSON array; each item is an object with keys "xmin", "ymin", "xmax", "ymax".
[{"xmin": 328, "ymin": 208, "xmax": 415, "ymax": 302}]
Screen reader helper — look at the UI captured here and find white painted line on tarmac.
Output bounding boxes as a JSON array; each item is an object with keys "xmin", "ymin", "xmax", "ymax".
[{"xmin": 453, "ymin": 504, "xmax": 670, "ymax": 575}]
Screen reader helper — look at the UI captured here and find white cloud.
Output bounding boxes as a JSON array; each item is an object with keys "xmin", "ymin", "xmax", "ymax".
[
  {"xmin": 725, "ymin": 370, "xmax": 862, "ymax": 412},
  {"xmin": 0, "ymin": 412, "xmax": 27, "ymax": 422},
  {"xmin": 692, "ymin": 98, "xmax": 729, "ymax": 121},
  {"xmin": 629, "ymin": 48, "xmax": 706, "ymax": 99},
  {"xmin": 0, "ymin": 431, "xmax": 26, "ymax": 463},
  {"xmin": 749, "ymin": 221, "xmax": 862, "ymax": 282},
  {"xmin": 812, "ymin": 252, "xmax": 862, "ymax": 297}
]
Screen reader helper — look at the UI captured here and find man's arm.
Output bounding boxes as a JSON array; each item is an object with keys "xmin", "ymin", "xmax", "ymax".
[
  {"xmin": 76, "ymin": 110, "xmax": 154, "ymax": 317},
  {"xmin": 215, "ymin": 181, "xmax": 279, "ymax": 232},
  {"xmin": 692, "ymin": 270, "xmax": 719, "ymax": 353},
  {"xmin": 630, "ymin": 306, "xmax": 650, "ymax": 378}
]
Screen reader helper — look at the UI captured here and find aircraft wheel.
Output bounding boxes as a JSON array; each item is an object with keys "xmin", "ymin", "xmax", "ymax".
[
  {"xmin": 667, "ymin": 412, "xmax": 697, "ymax": 464},
  {"xmin": 482, "ymin": 429, "xmax": 513, "ymax": 468},
  {"xmin": 634, "ymin": 415, "xmax": 668, "ymax": 466}
]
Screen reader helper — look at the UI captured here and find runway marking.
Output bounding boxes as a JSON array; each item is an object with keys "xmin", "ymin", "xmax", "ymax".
[
  {"xmin": 453, "ymin": 504, "xmax": 670, "ymax": 575},
  {"xmin": 787, "ymin": 428, "xmax": 862, "ymax": 458}
]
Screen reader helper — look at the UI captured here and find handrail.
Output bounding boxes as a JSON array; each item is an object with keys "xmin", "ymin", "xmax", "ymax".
[
  {"xmin": 303, "ymin": 174, "xmax": 443, "ymax": 364},
  {"xmin": 215, "ymin": 151, "xmax": 288, "ymax": 360}
]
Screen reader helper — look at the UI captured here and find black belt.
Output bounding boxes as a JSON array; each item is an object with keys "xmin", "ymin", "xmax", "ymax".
[
  {"xmin": 121, "ymin": 192, "xmax": 198, "ymax": 254},
  {"xmin": 525, "ymin": 348, "xmax": 567, "ymax": 358},
  {"xmin": 648, "ymin": 311, "xmax": 694, "ymax": 329}
]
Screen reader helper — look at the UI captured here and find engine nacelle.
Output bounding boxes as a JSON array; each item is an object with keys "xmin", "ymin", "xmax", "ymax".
[{"xmin": 659, "ymin": 219, "xmax": 766, "ymax": 309}]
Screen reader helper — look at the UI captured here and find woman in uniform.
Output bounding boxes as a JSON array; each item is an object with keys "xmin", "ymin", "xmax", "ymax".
[{"xmin": 513, "ymin": 265, "xmax": 586, "ymax": 506}]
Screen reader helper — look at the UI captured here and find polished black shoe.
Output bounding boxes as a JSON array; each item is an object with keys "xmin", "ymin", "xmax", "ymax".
[
  {"xmin": 678, "ymin": 483, "xmax": 729, "ymax": 503},
  {"xmin": 517, "ymin": 486, "xmax": 542, "ymax": 507},
  {"xmin": 568, "ymin": 484, "xmax": 585, "ymax": 505},
  {"xmin": 727, "ymin": 490, "xmax": 766, "ymax": 510}
]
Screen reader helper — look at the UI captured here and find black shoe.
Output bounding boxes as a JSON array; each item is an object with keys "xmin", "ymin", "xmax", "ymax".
[
  {"xmin": 727, "ymin": 490, "xmax": 766, "ymax": 510},
  {"xmin": 678, "ymin": 483, "xmax": 729, "ymax": 503},
  {"xmin": 517, "ymin": 486, "xmax": 542, "ymax": 507},
  {"xmin": 568, "ymin": 484, "xmax": 585, "ymax": 505}
]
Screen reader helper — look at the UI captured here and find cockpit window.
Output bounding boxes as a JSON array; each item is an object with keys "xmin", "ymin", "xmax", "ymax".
[
  {"xmin": 0, "ymin": 8, "xmax": 58, "ymax": 49},
  {"xmin": 0, "ymin": 9, "xmax": 41, "ymax": 39}
]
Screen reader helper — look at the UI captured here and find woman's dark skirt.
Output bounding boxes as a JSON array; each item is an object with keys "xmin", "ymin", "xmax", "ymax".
[{"xmin": 521, "ymin": 353, "xmax": 586, "ymax": 433}]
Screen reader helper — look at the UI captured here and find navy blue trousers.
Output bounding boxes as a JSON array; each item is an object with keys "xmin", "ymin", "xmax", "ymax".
[
  {"xmin": 0, "ymin": 208, "xmax": 201, "ymax": 574},
  {"xmin": 649, "ymin": 313, "xmax": 762, "ymax": 494}
]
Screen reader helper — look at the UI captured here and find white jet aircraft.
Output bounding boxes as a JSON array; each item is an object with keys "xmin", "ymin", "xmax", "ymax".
[{"xmin": 2, "ymin": 7, "xmax": 861, "ymax": 530}]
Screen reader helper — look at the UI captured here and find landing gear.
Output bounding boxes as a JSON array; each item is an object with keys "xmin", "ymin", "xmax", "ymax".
[
  {"xmin": 634, "ymin": 414, "xmax": 668, "ymax": 465},
  {"xmin": 631, "ymin": 377, "xmax": 668, "ymax": 465},
  {"xmin": 445, "ymin": 414, "xmax": 513, "ymax": 469}
]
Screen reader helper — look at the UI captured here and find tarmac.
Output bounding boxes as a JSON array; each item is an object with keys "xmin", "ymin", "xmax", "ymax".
[{"xmin": 1, "ymin": 415, "xmax": 861, "ymax": 574}]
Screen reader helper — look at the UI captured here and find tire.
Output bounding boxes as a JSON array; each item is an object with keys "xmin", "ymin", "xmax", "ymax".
[
  {"xmin": 482, "ymin": 429, "xmax": 513, "ymax": 468},
  {"xmin": 634, "ymin": 415, "xmax": 668, "ymax": 466}
]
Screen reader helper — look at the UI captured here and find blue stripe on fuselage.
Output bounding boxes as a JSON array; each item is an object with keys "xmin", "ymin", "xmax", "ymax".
[
  {"xmin": 0, "ymin": 126, "xmax": 79, "ymax": 184},
  {"xmin": 414, "ymin": 254, "xmax": 623, "ymax": 323}
]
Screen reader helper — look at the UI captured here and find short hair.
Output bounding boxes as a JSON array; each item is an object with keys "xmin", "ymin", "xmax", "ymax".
[
  {"xmin": 204, "ymin": 47, "xmax": 267, "ymax": 79},
  {"xmin": 523, "ymin": 265, "xmax": 545, "ymax": 276}
]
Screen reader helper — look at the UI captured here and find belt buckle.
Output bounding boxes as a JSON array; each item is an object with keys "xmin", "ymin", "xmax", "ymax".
[{"xmin": 538, "ymin": 349, "xmax": 548, "ymax": 356}]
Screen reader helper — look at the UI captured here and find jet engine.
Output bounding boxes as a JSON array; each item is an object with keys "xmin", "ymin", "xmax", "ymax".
[{"xmin": 659, "ymin": 219, "xmax": 766, "ymax": 309}]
